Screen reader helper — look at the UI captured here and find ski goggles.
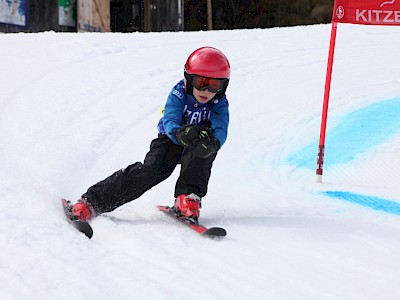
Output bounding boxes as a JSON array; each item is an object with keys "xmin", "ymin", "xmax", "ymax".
[{"xmin": 188, "ymin": 75, "xmax": 228, "ymax": 93}]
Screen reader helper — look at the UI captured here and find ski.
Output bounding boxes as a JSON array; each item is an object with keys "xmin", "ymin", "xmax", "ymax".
[
  {"xmin": 157, "ymin": 205, "xmax": 226, "ymax": 237},
  {"xmin": 61, "ymin": 198, "xmax": 93, "ymax": 239}
]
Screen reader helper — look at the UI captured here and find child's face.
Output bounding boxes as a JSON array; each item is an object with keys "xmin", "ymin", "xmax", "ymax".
[{"xmin": 192, "ymin": 87, "xmax": 217, "ymax": 104}]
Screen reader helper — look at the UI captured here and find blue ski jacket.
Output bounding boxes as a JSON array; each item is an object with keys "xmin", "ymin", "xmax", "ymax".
[{"xmin": 157, "ymin": 80, "xmax": 229, "ymax": 147}]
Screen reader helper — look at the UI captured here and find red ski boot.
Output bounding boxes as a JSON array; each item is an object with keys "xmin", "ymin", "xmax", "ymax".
[
  {"xmin": 71, "ymin": 200, "xmax": 95, "ymax": 221},
  {"xmin": 174, "ymin": 194, "xmax": 201, "ymax": 222}
]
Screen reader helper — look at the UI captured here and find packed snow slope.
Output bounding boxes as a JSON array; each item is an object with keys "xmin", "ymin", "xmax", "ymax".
[{"xmin": 1, "ymin": 24, "xmax": 400, "ymax": 300}]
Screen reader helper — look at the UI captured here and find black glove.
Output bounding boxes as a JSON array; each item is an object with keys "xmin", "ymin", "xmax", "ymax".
[
  {"xmin": 192, "ymin": 128, "xmax": 220, "ymax": 158},
  {"xmin": 174, "ymin": 124, "xmax": 201, "ymax": 148}
]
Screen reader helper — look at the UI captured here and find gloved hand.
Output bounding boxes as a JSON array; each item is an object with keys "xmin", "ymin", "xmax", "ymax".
[
  {"xmin": 174, "ymin": 124, "xmax": 220, "ymax": 158},
  {"xmin": 192, "ymin": 128, "xmax": 220, "ymax": 158},
  {"xmin": 174, "ymin": 124, "xmax": 201, "ymax": 148}
]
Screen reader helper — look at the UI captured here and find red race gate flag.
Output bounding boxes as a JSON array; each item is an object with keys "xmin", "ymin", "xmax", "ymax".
[
  {"xmin": 316, "ymin": 0, "xmax": 400, "ymax": 183},
  {"xmin": 333, "ymin": 0, "xmax": 400, "ymax": 25}
]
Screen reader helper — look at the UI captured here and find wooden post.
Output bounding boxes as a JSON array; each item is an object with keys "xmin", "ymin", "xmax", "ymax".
[
  {"xmin": 207, "ymin": 0, "xmax": 212, "ymax": 30},
  {"xmin": 143, "ymin": 0, "xmax": 151, "ymax": 32}
]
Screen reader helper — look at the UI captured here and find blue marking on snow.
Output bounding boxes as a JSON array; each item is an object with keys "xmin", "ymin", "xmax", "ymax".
[
  {"xmin": 322, "ymin": 191, "xmax": 400, "ymax": 215},
  {"xmin": 287, "ymin": 97, "xmax": 400, "ymax": 169}
]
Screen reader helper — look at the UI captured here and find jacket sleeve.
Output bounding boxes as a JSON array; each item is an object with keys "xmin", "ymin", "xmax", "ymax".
[
  {"xmin": 210, "ymin": 97, "xmax": 229, "ymax": 147},
  {"xmin": 163, "ymin": 88, "xmax": 186, "ymax": 144}
]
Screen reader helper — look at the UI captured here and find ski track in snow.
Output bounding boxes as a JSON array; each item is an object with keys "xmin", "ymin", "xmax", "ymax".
[{"xmin": 1, "ymin": 25, "xmax": 400, "ymax": 299}]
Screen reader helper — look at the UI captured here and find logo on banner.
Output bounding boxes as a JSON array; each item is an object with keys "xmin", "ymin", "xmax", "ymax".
[
  {"xmin": 380, "ymin": 0, "xmax": 396, "ymax": 8},
  {"xmin": 336, "ymin": 6, "xmax": 345, "ymax": 19}
]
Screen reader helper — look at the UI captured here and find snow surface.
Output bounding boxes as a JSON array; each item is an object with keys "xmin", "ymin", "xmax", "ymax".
[{"xmin": 1, "ymin": 24, "xmax": 400, "ymax": 299}]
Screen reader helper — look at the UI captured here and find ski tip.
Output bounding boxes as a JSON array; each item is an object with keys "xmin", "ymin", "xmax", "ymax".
[
  {"xmin": 61, "ymin": 198, "xmax": 69, "ymax": 207},
  {"xmin": 203, "ymin": 227, "xmax": 227, "ymax": 237},
  {"xmin": 157, "ymin": 205, "xmax": 173, "ymax": 212}
]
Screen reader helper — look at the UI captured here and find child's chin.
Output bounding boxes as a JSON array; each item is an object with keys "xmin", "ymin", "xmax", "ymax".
[{"xmin": 196, "ymin": 97, "xmax": 210, "ymax": 103}]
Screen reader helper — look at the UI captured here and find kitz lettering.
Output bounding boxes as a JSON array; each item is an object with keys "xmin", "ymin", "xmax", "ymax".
[{"xmin": 356, "ymin": 9, "xmax": 400, "ymax": 23}]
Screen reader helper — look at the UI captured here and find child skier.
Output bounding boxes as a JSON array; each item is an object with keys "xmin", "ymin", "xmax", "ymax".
[{"xmin": 69, "ymin": 46, "xmax": 230, "ymax": 224}]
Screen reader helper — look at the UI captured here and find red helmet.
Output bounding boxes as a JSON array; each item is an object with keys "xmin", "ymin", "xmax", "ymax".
[{"xmin": 184, "ymin": 47, "xmax": 230, "ymax": 79}]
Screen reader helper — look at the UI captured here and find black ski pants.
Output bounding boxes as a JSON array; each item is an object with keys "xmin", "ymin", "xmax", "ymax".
[{"xmin": 82, "ymin": 134, "xmax": 217, "ymax": 214}]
